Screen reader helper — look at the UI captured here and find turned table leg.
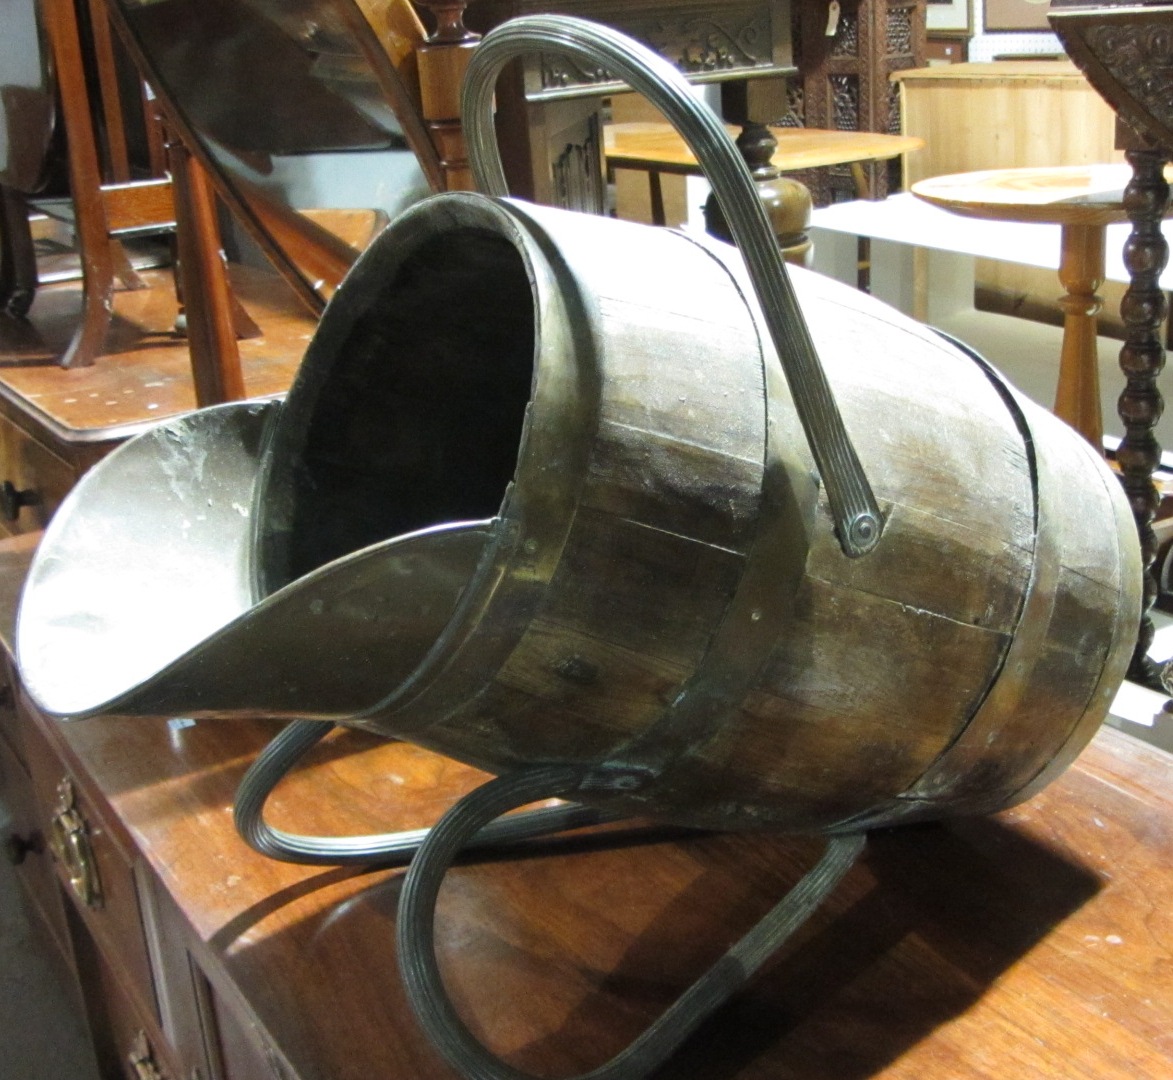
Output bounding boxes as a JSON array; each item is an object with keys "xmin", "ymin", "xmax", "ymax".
[
  {"xmin": 1117, "ymin": 147, "xmax": 1170, "ymax": 690},
  {"xmin": 647, "ymin": 170, "xmax": 666, "ymax": 227},
  {"xmin": 1054, "ymin": 222, "xmax": 1106, "ymax": 451},
  {"xmin": 416, "ymin": 0, "xmax": 478, "ymax": 193}
]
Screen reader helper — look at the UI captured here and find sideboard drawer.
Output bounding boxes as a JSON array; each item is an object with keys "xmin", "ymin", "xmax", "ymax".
[
  {"xmin": 0, "ymin": 412, "xmax": 77, "ymax": 536},
  {"xmin": 0, "ymin": 725, "xmax": 71, "ymax": 953},
  {"xmin": 75, "ymin": 918, "xmax": 180, "ymax": 1080},
  {"xmin": 20, "ymin": 708, "xmax": 158, "ymax": 1023}
]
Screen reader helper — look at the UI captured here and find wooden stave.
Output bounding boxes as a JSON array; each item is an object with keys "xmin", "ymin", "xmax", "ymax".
[
  {"xmin": 10, "ymin": 191, "xmax": 1137, "ymax": 832},
  {"xmin": 601, "ymin": 265, "xmax": 1037, "ymax": 830}
]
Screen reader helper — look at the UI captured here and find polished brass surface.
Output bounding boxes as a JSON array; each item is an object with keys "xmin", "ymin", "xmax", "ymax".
[
  {"xmin": 127, "ymin": 1031, "xmax": 165, "ymax": 1080},
  {"xmin": 17, "ymin": 397, "xmax": 492, "ymax": 720},
  {"xmin": 47, "ymin": 777, "xmax": 102, "ymax": 909}
]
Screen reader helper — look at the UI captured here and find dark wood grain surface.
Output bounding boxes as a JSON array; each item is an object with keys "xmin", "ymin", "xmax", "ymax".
[
  {"xmin": 28, "ymin": 701, "xmax": 1173, "ymax": 1080},
  {"xmin": 0, "ymin": 261, "xmax": 313, "ymax": 448},
  {"xmin": 2, "ymin": 509, "xmax": 1168, "ymax": 1080}
]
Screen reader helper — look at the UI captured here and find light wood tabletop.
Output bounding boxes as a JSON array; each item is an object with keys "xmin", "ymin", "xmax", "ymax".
[
  {"xmin": 606, "ymin": 122, "xmax": 924, "ymax": 227},
  {"xmin": 912, "ymin": 164, "xmax": 1138, "ymax": 227},
  {"xmin": 912, "ymin": 164, "xmax": 1151, "ymax": 452},
  {"xmin": 893, "ymin": 59, "xmax": 1090, "ymax": 84},
  {"xmin": 605, "ymin": 121, "xmax": 924, "ymax": 178}
]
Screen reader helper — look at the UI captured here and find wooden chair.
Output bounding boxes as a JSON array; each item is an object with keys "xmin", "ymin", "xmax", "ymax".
[
  {"xmin": 98, "ymin": 0, "xmax": 458, "ymax": 318},
  {"xmin": 12, "ymin": 0, "xmax": 463, "ymax": 401},
  {"xmin": 0, "ymin": 0, "xmax": 529, "ymax": 417},
  {"xmin": 1, "ymin": 0, "xmax": 264, "ymax": 404},
  {"xmin": 0, "ymin": 0, "xmax": 57, "ymax": 319}
]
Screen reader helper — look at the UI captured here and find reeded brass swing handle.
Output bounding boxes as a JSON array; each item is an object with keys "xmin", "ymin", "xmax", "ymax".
[
  {"xmin": 461, "ymin": 15, "xmax": 884, "ymax": 557},
  {"xmin": 47, "ymin": 777, "xmax": 102, "ymax": 908},
  {"xmin": 398, "ymin": 766, "xmax": 866, "ymax": 1080}
]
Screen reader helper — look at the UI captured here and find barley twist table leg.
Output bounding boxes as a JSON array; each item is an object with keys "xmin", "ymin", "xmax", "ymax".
[{"xmin": 1118, "ymin": 148, "xmax": 1170, "ymax": 690}]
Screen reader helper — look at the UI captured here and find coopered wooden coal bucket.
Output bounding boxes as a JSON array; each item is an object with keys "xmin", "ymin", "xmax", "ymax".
[
  {"xmin": 13, "ymin": 16, "xmax": 1143, "ymax": 1080},
  {"xmin": 17, "ymin": 27, "xmax": 1139, "ymax": 839},
  {"xmin": 248, "ymin": 188, "xmax": 1140, "ymax": 835}
]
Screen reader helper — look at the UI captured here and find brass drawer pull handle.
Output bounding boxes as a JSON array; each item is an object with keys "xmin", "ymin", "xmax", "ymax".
[
  {"xmin": 47, "ymin": 777, "xmax": 102, "ymax": 908},
  {"xmin": 128, "ymin": 1031, "xmax": 166, "ymax": 1080}
]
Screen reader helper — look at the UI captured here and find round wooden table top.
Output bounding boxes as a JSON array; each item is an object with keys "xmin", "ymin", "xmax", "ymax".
[
  {"xmin": 605, "ymin": 121, "xmax": 924, "ymax": 175},
  {"xmin": 911, "ymin": 164, "xmax": 1135, "ymax": 227}
]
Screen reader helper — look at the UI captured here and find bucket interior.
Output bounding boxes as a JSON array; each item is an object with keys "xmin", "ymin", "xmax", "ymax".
[{"xmin": 265, "ymin": 227, "xmax": 537, "ymax": 588}]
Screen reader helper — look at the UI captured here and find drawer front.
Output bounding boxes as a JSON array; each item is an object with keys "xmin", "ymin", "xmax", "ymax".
[
  {"xmin": 140, "ymin": 873, "xmax": 218, "ymax": 1080},
  {"xmin": 20, "ymin": 707, "xmax": 158, "ymax": 1022},
  {"xmin": 0, "ymin": 412, "xmax": 77, "ymax": 536},
  {"xmin": 0, "ymin": 728, "xmax": 71, "ymax": 951},
  {"xmin": 76, "ymin": 918, "xmax": 179, "ymax": 1080},
  {"xmin": 0, "ymin": 655, "xmax": 22, "ymax": 771}
]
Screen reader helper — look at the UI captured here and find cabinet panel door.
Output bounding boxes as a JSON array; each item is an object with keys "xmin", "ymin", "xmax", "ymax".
[
  {"xmin": 69, "ymin": 905, "xmax": 180, "ymax": 1080},
  {"xmin": 140, "ymin": 872, "xmax": 221, "ymax": 1080},
  {"xmin": 208, "ymin": 984, "xmax": 297, "ymax": 1080}
]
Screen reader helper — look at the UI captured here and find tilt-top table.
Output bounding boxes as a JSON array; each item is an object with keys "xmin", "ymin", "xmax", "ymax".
[{"xmin": 913, "ymin": 163, "xmax": 1147, "ymax": 452}]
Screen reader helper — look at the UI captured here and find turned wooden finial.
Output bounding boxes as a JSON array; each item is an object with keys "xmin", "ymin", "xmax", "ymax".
[
  {"xmin": 735, "ymin": 121, "xmax": 780, "ymax": 181},
  {"xmin": 415, "ymin": 1, "xmax": 479, "ymax": 44},
  {"xmin": 414, "ymin": 0, "xmax": 480, "ymax": 191},
  {"xmin": 703, "ymin": 121, "xmax": 812, "ymax": 266}
]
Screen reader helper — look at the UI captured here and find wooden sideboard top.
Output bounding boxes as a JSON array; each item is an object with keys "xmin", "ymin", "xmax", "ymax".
[
  {"xmin": 5, "ymin": 516, "xmax": 1171, "ymax": 1079},
  {"xmin": 29, "ymin": 694, "xmax": 1173, "ymax": 1080}
]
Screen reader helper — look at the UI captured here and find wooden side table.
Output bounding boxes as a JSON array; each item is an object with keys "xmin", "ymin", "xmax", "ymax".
[
  {"xmin": 607, "ymin": 122, "xmax": 925, "ymax": 223},
  {"xmin": 1047, "ymin": 0, "xmax": 1173, "ymax": 690},
  {"xmin": 913, "ymin": 163, "xmax": 1142, "ymax": 451}
]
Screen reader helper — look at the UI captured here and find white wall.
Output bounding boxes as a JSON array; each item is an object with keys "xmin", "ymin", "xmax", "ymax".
[{"xmin": 965, "ymin": 0, "xmax": 1064, "ymax": 61}]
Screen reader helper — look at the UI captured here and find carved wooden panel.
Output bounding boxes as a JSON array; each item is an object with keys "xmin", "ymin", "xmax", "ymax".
[
  {"xmin": 463, "ymin": 1, "xmax": 794, "ymax": 213},
  {"xmin": 798, "ymin": 0, "xmax": 926, "ymax": 199},
  {"xmin": 1051, "ymin": 5, "xmax": 1173, "ymax": 149},
  {"xmin": 467, "ymin": 0, "xmax": 795, "ymax": 99}
]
